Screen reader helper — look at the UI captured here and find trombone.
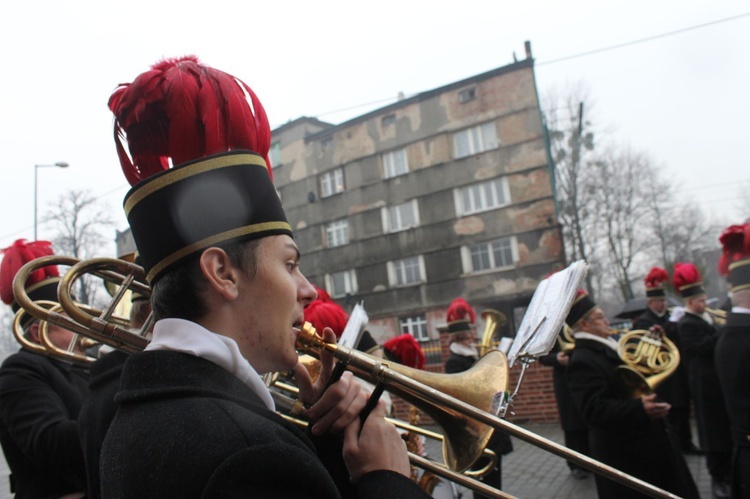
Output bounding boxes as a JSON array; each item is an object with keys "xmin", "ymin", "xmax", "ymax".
[{"xmin": 30, "ymin": 254, "xmax": 680, "ymax": 499}]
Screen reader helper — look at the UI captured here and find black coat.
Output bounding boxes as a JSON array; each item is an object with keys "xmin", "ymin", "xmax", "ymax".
[
  {"xmin": 566, "ymin": 338, "xmax": 698, "ymax": 499},
  {"xmin": 0, "ymin": 349, "xmax": 90, "ymax": 498},
  {"xmin": 676, "ymin": 312, "xmax": 733, "ymax": 452},
  {"xmin": 100, "ymin": 350, "xmax": 429, "ymax": 499},
  {"xmin": 631, "ymin": 309, "xmax": 691, "ymax": 408},
  {"xmin": 715, "ymin": 311, "xmax": 750, "ymax": 498},
  {"xmin": 539, "ymin": 342, "xmax": 587, "ymax": 432},
  {"xmin": 78, "ymin": 350, "xmax": 128, "ymax": 499}
]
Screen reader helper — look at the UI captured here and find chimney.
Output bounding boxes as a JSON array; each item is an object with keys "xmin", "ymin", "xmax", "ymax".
[{"xmin": 524, "ymin": 40, "xmax": 532, "ymax": 59}]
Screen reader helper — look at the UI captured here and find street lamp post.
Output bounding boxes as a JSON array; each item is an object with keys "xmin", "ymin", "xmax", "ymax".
[{"xmin": 34, "ymin": 162, "xmax": 69, "ymax": 240}]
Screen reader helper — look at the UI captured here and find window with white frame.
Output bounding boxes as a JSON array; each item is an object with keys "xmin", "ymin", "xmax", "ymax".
[
  {"xmin": 388, "ymin": 255, "xmax": 425, "ymax": 286},
  {"xmin": 382, "ymin": 148, "xmax": 409, "ymax": 179},
  {"xmin": 269, "ymin": 142, "xmax": 281, "ymax": 168},
  {"xmin": 320, "ymin": 168, "xmax": 345, "ymax": 198},
  {"xmin": 461, "ymin": 236, "xmax": 518, "ymax": 273},
  {"xmin": 382, "ymin": 200, "xmax": 420, "ymax": 233},
  {"xmin": 454, "ymin": 177, "xmax": 510, "ymax": 216},
  {"xmin": 400, "ymin": 315, "xmax": 429, "ymax": 342},
  {"xmin": 327, "ymin": 269, "xmax": 357, "ymax": 297},
  {"xmin": 325, "ymin": 219, "xmax": 349, "ymax": 248},
  {"xmin": 453, "ymin": 122, "xmax": 498, "ymax": 159}
]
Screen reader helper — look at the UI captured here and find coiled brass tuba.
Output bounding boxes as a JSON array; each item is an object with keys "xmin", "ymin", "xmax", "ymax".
[{"xmin": 477, "ymin": 309, "xmax": 508, "ymax": 357}]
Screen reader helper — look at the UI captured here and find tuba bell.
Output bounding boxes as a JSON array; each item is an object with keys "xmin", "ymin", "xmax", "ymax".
[
  {"xmin": 616, "ymin": 329, "xmax": 680, "ymax": 398},
  {"xmin": 477, "ymin": 309, "xmax": 508, "ymax": 357}
]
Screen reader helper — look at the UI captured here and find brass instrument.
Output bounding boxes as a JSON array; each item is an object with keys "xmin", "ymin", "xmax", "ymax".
[
  {"xmin": 557, "ymin": 324, "xmax": 575, "ymax": 352},
  {"xmin": 616, "ymin": 329, "xmax": 680, "ymax": 398},
  {"xmin": 12, "ymin": 255, "xmax": 149, "ymax": 354},
  {"xmin": 296, "ymin": 322, "xmax": 680, "ymax": 499},
  {"xmin": 477, "ymin": 309, "xmax": 508, "ymax": 357},
  {"xmin": 706, "ymin": 307, "xmax": 727, "ymax": 326},
  {"xmin": 29, "ymin": 255, "xmax": 680, "ymax": 499}
]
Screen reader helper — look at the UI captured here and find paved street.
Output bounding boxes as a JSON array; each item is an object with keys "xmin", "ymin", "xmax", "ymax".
[{"xmin": 0, "ymin": 422, "xmax": 713, "ymax": 498}]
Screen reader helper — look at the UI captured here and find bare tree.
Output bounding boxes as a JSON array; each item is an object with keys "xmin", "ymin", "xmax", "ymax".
[
  {"xmin": 0, "ymin": 307, "xmax": 18, "ymax": 357},
  {"xmin": 41, "ymin": 189, "xmax": 115, "ymax": 306},
  {"xmin": 543, "ymin": 86, "xmax": 599, "ymax": 298},
  {"xmin": 592, "ymin": 148, "xmax": 657, "ymax": 301}
]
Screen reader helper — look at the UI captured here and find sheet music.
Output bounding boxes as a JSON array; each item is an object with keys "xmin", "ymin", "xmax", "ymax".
[
  {"xmin": 338, "ymin": 303, "xmax": 369, "ymax": 350},
  {"xmin": 507, "ymin": 260, "xmax": 588, "ymax": 366}
]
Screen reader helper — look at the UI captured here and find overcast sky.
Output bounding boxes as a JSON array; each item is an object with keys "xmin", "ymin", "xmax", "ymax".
[{"xmin": 1, "ymin": 0, "xmax": 748, "ymax": 256}]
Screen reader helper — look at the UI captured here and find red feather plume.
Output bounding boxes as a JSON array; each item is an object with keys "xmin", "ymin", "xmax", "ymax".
[
  {"xmin": 672, "ymin": 262, "xmax": 701, "ymax": 290},
  {"xmin": 644, "ymin": 267, "xmax": 669, "ymax": 289},
  {"xmin": 446, "ymin": 297, "xmax": 475, "ymax": 323},
  {"xmin": 0, "ymin": 239, "xmax": 59, "ymax": 305},
  {"xmin": 717, "ymin": 223, "xmax": 750, "ymax": 276},
  {"xmin": 109, "ymin": 55, "xmax": 272, "ymax": 186},
  {"xmin": 304, "ymin": 299, "xmax": 349, "ymax": 339},
  {"xmin": 383, "ymin": 334, "xmax": 426, "ymax": 369}
]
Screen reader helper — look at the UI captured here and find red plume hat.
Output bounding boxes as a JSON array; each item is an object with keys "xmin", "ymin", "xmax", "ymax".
[
  {"xmin": 1, "ymin": 239, "xmax": 60, "ymax": 327},
  {"xmin": 446, "ymin": 297, "xmax": 475, "ymax": 334},
  {"xmin": 383, "ymin": 334, "xmax": 426, "ymax": 369},
  {"xmin": 718, "ymin": 223, "xmax": 750, "ymax": 292},
  {"xmin": 644, "ymin": 267, "xmax": 669, "ymax": 298},
  {"xmin": 110, "ymin": 56, "xmax": 290, "ymax": 284},
  {"xmin": 304, "ymin": 299, "xmax": 349, "ymax": 339},
  {"xmin": 673, "ymin": 262, "xmax": 705, "ymax": 299},
  {"xmin": 565, "ymin": 289, "xmax": 597, "ymax": 328}
]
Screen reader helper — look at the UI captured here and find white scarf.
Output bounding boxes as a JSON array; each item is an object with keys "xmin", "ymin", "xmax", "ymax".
[
  {"xmin": 450, "ymin": 342, "xmax": 478, "ymax": 358},
  {"xmin": 146, "ymin": 318, "xmax": 275, "ymax": 411},
  {"xmin": 572, "ymin": 331, "xmax": 619, "ymax": 352}
]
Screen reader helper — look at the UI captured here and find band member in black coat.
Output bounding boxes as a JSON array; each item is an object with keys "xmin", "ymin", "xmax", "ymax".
[
  {"xmin": 539, "ymin": 332, "xmax": 590, "ymax": 479},
  {"xmin": 674, "ymin": 262, "xmax": 733, "ymax": 499},
  {"xmin": 77, "ymin": 294, "xmax": 150, "ymax": 499},
  {"xmin": 100, "ymin": 57, "xmax": 428, "ymax": 499},
  {"xmin": 715, "ymin": 223, "xmax": 750, "ymax": 498},
  {"xmin": 631, "ymin": 266, "xmax": 697, "ymax": 454},
  {"xmin": 0, "ymin": 239, "xmax": 90, "ymax": 498},
  {"xmin": 566, "ymin": 289, "xmax": 699, "ymax": 499},
  {"xmin": 443, "ymin": 298, "xmax": 512, "ymax": 498}
]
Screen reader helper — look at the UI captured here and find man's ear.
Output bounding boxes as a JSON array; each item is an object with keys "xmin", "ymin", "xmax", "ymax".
[
  {"xmin": 27, "ymin": 322, "xmax": 41, "ymax": 344},
  {"xmin": 199, "ymin": 248, "xmax": 241, "ymax": 301}
]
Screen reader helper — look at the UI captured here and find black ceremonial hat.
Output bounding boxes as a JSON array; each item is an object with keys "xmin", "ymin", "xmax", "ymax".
[
  {"xmin": 123, "ymin": 150, "xmax": 291, "ymax": 283},
  {"xmin": 565, "ymin": 290, "xmax": 597, "ymax": 328}
]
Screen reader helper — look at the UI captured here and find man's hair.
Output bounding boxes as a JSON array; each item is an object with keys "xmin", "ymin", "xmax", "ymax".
[{"xmin": 151, "ymin": 239, "xmax": 261, "ymax": 322}]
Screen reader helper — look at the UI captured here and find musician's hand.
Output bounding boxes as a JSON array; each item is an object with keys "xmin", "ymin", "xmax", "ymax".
[
  {"xmin": 649, "ymin": 325, "xmax": 665, "ymax": 337},
  {"xmin": 556, "ymin": 351, "xmax": 570, "ymax": 366},
  {"xmin": 641, "ymin": 393, "xmax": 670, "ymax": 420},
  {"xmin": 343, "ymin": 400, "xmax": 411, "ymax": 482},
  {"xmin": 295, "ymin": 327, "xmax": 367, "ymax": 436}
]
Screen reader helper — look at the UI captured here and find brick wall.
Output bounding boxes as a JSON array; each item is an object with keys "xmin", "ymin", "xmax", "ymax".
[{"xmin": 390, "ymin": 332, "xmax": 560, "ymax": 425}]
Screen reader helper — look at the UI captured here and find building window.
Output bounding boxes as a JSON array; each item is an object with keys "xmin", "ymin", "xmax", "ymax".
[
  {"xmin": 454, "ymin": 177, "xmax": 510, "ymax": 216},
  {"xmin": 381, "ymin": 114, "xmax": 396, "ymax": 126},
  {"xmin": 453, "ymin": 122, "xmax": 498, "ymax": 159},
  {"xmin": 320, "ymin": 168, "xmax": 345, "ymax": 198},
  {"xmin": 326, "ymin": 269, "xmax": 357, "ymax": 297},
  {"xmin": 400, "ymin": 315, "xmax": 429, "ymax": 342},
  {"xmin": 461, "ymin": 236, "xmax": 518, "ymax": 273},
  {"xmin": 269, "ymin": 142, "xmax": 281, "ymax": 168},
  {"xmin": 458, "ymin": 87, "xmax": 476, "ymax": 103},
  {"xmin": 382, "ymin": 200, "xmax": 420, "ymax": 233},
  {"xmin": 325, "ymin": 219, "xmax": 349, "ymax": 247},
  {"xmin": 382, "ymin": 148, "xmax": 409, "ymax": 179},
  {"xmin": 388, "ymin": 255, "xmax": 425, "ymax": 287}
]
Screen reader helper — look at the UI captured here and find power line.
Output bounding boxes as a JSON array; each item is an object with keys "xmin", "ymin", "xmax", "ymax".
[{"xmin": 537, "ymin": 11, "xmax": 750, "ymax": 66}]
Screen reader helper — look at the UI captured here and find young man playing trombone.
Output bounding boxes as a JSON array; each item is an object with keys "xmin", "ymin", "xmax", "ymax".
[{"xmin": 99, "ymin": 56, "xmax": 427, "ymax": 498}]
